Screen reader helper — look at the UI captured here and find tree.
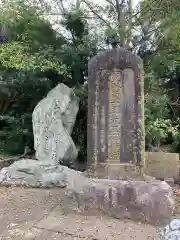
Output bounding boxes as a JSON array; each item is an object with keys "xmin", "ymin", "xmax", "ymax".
[
  {"xmin": 142, "ymin": 4, "xmax": 180, "ymax": 151},
  {"xmin": 1, "ymin": 0, "xmax": 180, "ymax": 158},
  {"xmin": 0, "ymin": 0, "xmax": 97, "ymax": 158}
]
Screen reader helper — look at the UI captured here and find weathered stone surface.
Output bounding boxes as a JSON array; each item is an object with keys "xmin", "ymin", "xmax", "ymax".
[
  {"xmin": 88, "ymin": 48, "xmax": 145, "ymax": 169},
  {"xmin": 84, "ymin": 162, "xmax": 157, "ymax": 181},
  {"xmin": 0, "ymin": 187, "xmax": 159, "ymax": 240},
  {"xmin": 32, "ymin": 83, "xmax": 79, "ymax": 165},
  {"xmin": 66, "ymin": 174, "xmax": 175, "ymax": 226},
  {"xmin": 37, "ymin": 205, "xmax": 159, "ymax": 239},
  {"xmin": 160, "ymin": 219, "xmax": 180, "ymax": 239},
  {"xmin": 145, "ymin": 152, "xmax": 180, "ymax": 181},
  {"xmin": 0, "ymin": 187, "xmax": 66, "ymax": 236},
  {"xmin": 0, "ymin": 159, "xmax": 82, "ymax": 187}
]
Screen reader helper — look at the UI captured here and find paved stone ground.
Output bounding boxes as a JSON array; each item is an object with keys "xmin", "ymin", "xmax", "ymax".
[{"xmin": 0, "ymin": 186, "xmax": 161, "ymax": 240}]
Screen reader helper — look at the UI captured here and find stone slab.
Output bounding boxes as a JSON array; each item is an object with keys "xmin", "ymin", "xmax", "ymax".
[
  {"xmin": 0, "ymin": 223, "xmax": 43, "ymax": 240},
  {"xmin": 1, "ymin": 226, "xmax": 72, "ymax": 240},
  {"xmin": 0, "ymin": 187, "xmax": 63, "ymax": 235},
  {"xmin": 90, "ymin": 152, "xmax": 180, "ymax": 181},
  {"xmin": 66, "ymin": 174, "xmax": 174, "ymax": 226},
  {"xmin": 34, "ymin": 229, "xmax": 70, "ymax": 240},
  {"xmin": 88, "ymin": 163, "xmax": 142, "ymax": 179},
  {"xmin": 145, "ymin": 152, "xmax": 179, "ymax": 180},
  {"xmin": 37, "ymin": 205, "xmax": 159, "ymax": 240},
  {"xmin": 0, "ymin": 186, "xmax": 161, "ymax": 240},
  {"xmin": 86, "ymin": 163, "xmax": 151, "ymax": 180}
]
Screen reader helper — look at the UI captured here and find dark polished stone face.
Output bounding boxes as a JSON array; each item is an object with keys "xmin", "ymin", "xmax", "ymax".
[{"xmin": 88, "ymin": 48, "xmax": 144, "ymax": 167}]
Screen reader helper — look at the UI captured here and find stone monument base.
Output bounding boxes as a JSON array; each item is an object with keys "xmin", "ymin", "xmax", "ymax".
[
  {"xmin": 67, "ymin": 170, "xmax": 174, "ymax": 226},
  {"xmin": 145, "ymin": 152, "xmax": 179, "ymax": 182},
  {"xmin": 85, "ymin": 163, "xmax": 152, "ymax": 182},
  {"xmin": 86, "ymin": 151, "xmax": 180, "ymax": 183}
]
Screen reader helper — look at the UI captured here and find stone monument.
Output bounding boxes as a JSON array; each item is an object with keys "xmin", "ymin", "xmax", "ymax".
[
  {"xmin": 0, "ymin": 83, "xmax": 81, "ymax": 188},
  {"xmin": 88, "ymin": 48, "xmax": 145, "ymax": 178},
  {"xmin": 32, "ymin": 83, "xmax": 79, "ymax": 166}
]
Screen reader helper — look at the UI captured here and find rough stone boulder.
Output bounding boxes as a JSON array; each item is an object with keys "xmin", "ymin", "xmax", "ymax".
[
  {"xmin": 0, "ymin": 159, "xmax": 82, "ymax": 188},
  {"xmin": 66, "ymin": 174, "xmax": 175, "ymax": 226},
  {"xmin": 32, "ymin": 83, "xmax": 79, "ymax": 165},
  {"xmin": 160, "ymin": 219, "xmax": 180, "ymax": 239}
]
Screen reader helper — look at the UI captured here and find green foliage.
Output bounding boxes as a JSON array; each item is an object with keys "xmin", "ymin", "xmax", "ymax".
[
  {"xmin": 1, "ymin": 0, "xmax": 180, "ymax": 161},
  {"xmin": 0, "ymin": 42, "xmax": 67, "ymax": 73},
  {"xmin": 62, "ymin": 8, "xmax": 88, "ymax": 40},
  {"xmin": 0, "ymin": 0, "xmax": 67, "ymax": 73},
  {"xmin": 0, "ymin": 69, "xmax": 54, "ymax": 154},
  {"xmin": 0, "ymin": 114, "xmax": 32, "ymax": 154},
  {"xmin": 145, "ymin": 91, "xmax": 170, "ymax": 150},
  {"xmin": 140, "ymin": 4, "xmax": 180, "ymax": 153},
  {"xmin": 0, "ymin": 0, "xmax": 96, "ymax": 159},
  {"xmin": 171, "ymin": 129, "xmax": 180, "ymax": 153},
  {"xmin": 72, "ymin": 84, "xmax": 87, "ymax": 162}
]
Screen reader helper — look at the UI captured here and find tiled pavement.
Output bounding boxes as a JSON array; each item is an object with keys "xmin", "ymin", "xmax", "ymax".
[{"xmin": 0, "ymin": 187, "xmax": 159, "ymax": 239}]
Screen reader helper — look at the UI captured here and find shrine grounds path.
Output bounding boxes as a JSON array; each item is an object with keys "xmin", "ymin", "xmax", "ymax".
[{"xmin": 0, "ymin": 186, "xmax": 163, "ymax": 240}]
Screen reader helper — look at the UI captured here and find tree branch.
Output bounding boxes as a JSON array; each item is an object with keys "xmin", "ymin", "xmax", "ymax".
[
  {"xmin": 115, "ymin": 0, "xmax": 125, "ymax": 46},
  {"xmin": 82, "ymin": 0, "xmax": 112, "ymax": 29},
  {"xmin": 119, "ymin": 0, "xmax": 126, "ymax": 8},
  {"xmin": 59, "ymin": 0, "xmax": 67, "ymax": 14},
  {"xmin": 126, "ymin": 0, "xmax": 133, "ymax": 47},
  {"xmin": 105, "ymin": 0, "xmax": 116, "ymax": 8}
]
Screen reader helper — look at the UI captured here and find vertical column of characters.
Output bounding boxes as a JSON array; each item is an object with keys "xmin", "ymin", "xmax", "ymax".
[
  {"xmin": 108, "ymin": 70, "xmax": 122, "ymax": 164},
  {"xmin": 93, "ymin": 76, "xmax": 100, "ymax": 165}
]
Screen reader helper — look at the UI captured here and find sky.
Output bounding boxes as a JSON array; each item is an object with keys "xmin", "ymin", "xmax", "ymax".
[
  {"xmin": 49, "ymin": 0, "xmax": 141, "ymax": 33},
  {"xmin": 66, "ymin": 0, "xmax": 140, "ymax": 9},
  {"xmin": 95, "ymin": 0, "xmax": 140, "ymax": 7},
  {"xmin": 86, "ymin": 0, "xmax": 140, "ymax": 6},
  {"xmin": 133, "ymin": 0, "xmax": 140, "ymax": 7}
]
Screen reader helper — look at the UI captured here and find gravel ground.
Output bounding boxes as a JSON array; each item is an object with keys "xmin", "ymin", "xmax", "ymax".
[
  {"xmin": 0, "ymin": 186, "xmax": 161, "ymax": 239},
  {"xmin": 0, "ymin": 183, "xmax": 180, "ymax": 239}
]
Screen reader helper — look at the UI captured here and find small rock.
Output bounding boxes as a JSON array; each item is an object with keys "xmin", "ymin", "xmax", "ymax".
[{"xmin": 160, "ymin": 219, "xmax": 180, "ymax": 239}]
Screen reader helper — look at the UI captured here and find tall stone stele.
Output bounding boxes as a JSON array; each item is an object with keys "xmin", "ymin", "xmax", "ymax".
[{"xmin": 88, "ymin": 48, "xmax": 145, "ymax": 178}]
